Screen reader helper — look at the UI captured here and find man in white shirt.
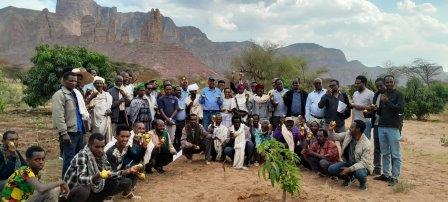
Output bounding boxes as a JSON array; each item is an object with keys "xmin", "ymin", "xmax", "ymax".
[
  {"xmin": 305, "ymin": 78, "xmax": 326, "ymax": 127},
  {"xmin": 351, "ymin": 75, "xmax": 374, "ymax": 139},
  {"xmin": 270, "ymin": 79, "xmax": 288, "ymax": 130}
]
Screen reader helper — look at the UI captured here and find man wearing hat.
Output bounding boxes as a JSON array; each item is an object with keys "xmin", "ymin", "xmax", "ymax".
[
  {"xmin": 85, "ymin": 76, "xmax": 113, "ymax": 142},
  {"xmin": 273, "ymin": 117, "xmax": 302, "ymax": 152},
  {"xmin": 199, "ymin": 77, "xmax": 223, "ymax": 128},
  {"xmin": 186, "ymin": 83, "xmax": 203, "ymax": 122}
]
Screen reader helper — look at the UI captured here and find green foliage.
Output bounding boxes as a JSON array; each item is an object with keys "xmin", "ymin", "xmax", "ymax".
[
  {"xmin": 0, "ymin": 66, "xmax": 24, "ymax": 112},
  {"xmin": 232, "ymin": 41, "xmax": 326, "ymax": 91},
  {"xmin": 403, "ymin": 77, "xmax": 448, "ymax": 120},
  {"xmin": 21, "ymin": 44, "xmax": 113, "ymax": 108},
  {"xmin": 257, "ymin": 140, "xmax": 302, "ymax": 198}
]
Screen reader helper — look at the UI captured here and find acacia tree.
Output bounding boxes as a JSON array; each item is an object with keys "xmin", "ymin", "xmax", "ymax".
[
  {"xmin": 406, "ymin": 59, "xmax": 443, "ymax": 86},
  {"xmin": 21, "ymin": 44, "xmax": 113, "ymax": 108},
  {"xmin": 231, "ymin": 41, "xmax": 325, "ymax": 91},
  {"xmin": 258, "ymin": 140, "xmax": 302, "ymax": 202}
]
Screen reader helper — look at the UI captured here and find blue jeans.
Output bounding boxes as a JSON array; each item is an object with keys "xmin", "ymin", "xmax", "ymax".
[
  {"xmin": 328, "ymin": 162, "xmax": 368, "ymax": 183},
  {"xmin": 378, "ymin": 127, "xmax": 401, "ymax": 179},
  {"xmin": 223, "ymin": 141, "xmax": 255, "ymax": 165},
  {"xmin": 202, "ymin": 110, "xmax": 220, "ymax": 129},
  {"xmin": 373, "ymin": 126, "xmax": 381, "ymax": 171},
  {"xmin": 62, "ymin": 132, "xmax": 84, "ymax": 177},
  {"xmin": 364, "ymin": 120, "xmax": 372, "ymax": 140}
]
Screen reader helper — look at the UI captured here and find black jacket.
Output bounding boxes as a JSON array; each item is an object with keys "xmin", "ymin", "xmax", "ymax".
[
  {"xmin": 107, "ymin": 86, "xmax": 131, "ymax": 123},
  {"xmin": 283, "ymin": 90, "xmax": 308, "ymax": 117}
]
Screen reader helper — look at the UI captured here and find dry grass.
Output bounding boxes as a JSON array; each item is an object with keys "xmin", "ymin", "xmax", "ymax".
[{"xmin": 393, "ymin": 180, "xmax": 416, "ymax": 194}]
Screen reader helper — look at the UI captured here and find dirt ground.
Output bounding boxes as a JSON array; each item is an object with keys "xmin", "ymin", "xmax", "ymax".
[{"xmin": 1, "ymin": 108, "xmax": 447, "ymax": 201}]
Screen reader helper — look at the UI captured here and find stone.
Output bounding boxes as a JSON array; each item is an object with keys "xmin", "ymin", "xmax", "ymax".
[
  {"xmin": 36, "ymin": 8, "xmax": 55, "ymax": 42},
  {"xmin": 94, "ymin": 22, "xmax": 107, "ymax": 43},
  {"xmin": 80, "ymin": 15, "xmax": 95, "ymax": 43}
]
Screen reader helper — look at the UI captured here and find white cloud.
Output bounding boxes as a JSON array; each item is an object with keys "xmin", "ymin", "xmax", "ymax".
[
  {"xmin": 397, "ymin": 0, "xmax": 437, "ymax": 14},
  {"xmin": 211, "ymin": 14, "xmax": 238, "ymax": 31}
]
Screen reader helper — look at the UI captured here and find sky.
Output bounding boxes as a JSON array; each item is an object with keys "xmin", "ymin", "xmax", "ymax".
[{"xmin": 1, "ymin": 0, "xmax": 447, "ymax": 70}]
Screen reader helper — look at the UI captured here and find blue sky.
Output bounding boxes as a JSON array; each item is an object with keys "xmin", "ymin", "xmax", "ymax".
[{"xmin": 1, "ymin": 0, "xmax": 447, "ymax": 70}]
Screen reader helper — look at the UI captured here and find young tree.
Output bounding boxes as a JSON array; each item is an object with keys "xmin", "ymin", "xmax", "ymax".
[
  {"xmin": 21, "ymin": 44, "xmax": 113, "ymax": 108},
  {"xmin": 258, "ymin": 140, "xmax": 302, "ymax": 202}
]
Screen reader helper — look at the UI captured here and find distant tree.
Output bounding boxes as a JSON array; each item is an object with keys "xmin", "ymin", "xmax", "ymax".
[
  {"xmin": 402, "ymin": 59, "xmax": 443, "ymax": 85},
  {"xmin": 231, "ymin": 41, "xmax": 326, "ymax": 91},
  {"xmin": 21, "ymin": 44, "xmax": 113, "ymax": 108},
  {"xmin": 403, "ymin": 77, "xmax": 448, "ymax": 120}
]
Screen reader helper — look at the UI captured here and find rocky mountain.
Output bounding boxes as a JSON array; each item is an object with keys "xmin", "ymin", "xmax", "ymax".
[{"xmin": 2, "ymin": 0, "xmax": 431, "ymax": 85}]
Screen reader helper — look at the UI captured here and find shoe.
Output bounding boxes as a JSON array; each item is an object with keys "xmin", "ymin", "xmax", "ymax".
[
  {"xmin": 342, "ymin": 179, "xmax": 351, "ymax": 187},
  {"xmin": 241, "ymin": 166, "xmax": 249, "ymax": 170},
  {"xmin": 318, "ymin": 172, "xmax": 327, "ymax": 177},
  {"xmin": 145, "ymin": 166, "xmax": 154, "ymax": 174},
  {"xmin": 388, "ymin": 178, "xmax": 398, "ymax": 186},
  {"xmin": 372, "ymin": 168, "xmax": 381, "ymax": 176},
  {"xmin": 374, "ymin": 174, "xmax": 390, "ymax": 182},
  {"xmin": 359, "ymin": 182, "xmax": 367, "ymax": 190},
  {"xmin": 155, "ymin": 166, "xmax": 165, "ymax": 173},
  {"xmin": 206, "ymin": 161, "xmax": 211, "ymax": 165},
  {"xmin": 254, "ymin": 162, "xmax": 259, "ymax": 167},
  {"xmin": 59, "ymin": 157, "xmax": 63, "ymax": 161}
]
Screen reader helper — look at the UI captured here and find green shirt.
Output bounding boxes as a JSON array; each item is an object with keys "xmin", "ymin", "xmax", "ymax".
[{"xmin": 2, "ymin": 166, "xmax": 36, "ymax": 201}]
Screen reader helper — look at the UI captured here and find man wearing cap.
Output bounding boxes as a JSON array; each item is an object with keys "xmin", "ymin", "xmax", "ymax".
[
  {"xmin": 52, "ymin": 71, "xmax": 87, "ymax": 177},
  {"xmin": 270, "ymin": 79, "xmax": 288, "ymax": 130},
  {"xmin": 186, "ymin": 83, "xmax": 203, "ymax": 122},
  {"xmin": 200, "ymin": 77, "xmax": 223, "ymax": 129},
  {"xmin": 86, "ymin": 76, "xmax": 113, "ymax": 142},
  {"xmin": 250, "ymin": 83, "xmax": 271, "ymax": 120},
  {"xmin": 273, "ymin": 117, "xmax": 302, "ymax": 152}
]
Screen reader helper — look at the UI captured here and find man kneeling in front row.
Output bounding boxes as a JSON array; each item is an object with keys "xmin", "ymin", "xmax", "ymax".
[
  {"xmin": 181, "ymin": 114, "xmax": 214, "ymax": 164},
  {"xmin": 63, "ymin": 133, "xmax": 140, "ymax": 201},
  {"xmin": 328, "ymin": 120, "xmax": 373, "ymax": 190}
]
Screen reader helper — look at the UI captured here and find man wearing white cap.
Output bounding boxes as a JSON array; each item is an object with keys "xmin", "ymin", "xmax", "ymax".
[
  {"xmin": 86, "ymin": 76, "xmax": 113, "ymax": 142},
  {"xmin": 186, "ymin": 83, "xmax": 203, "ymax": 122}
]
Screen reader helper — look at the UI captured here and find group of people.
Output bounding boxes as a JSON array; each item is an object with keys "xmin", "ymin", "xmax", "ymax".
[{"xmin": 0, "ymin": 69, "xmax": 404, "ymax": 201}]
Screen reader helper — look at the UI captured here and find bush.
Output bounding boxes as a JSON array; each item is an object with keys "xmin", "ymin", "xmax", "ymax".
[
  {"xmin": 21, "ymin": 44, "xmax": 113, "ymax": 108},
  {"xmin": 403, "ymin": 77, "xmax": 448, "ymax": 120},
  {"xmin": 0, "ymin": 66, "xmax": 24, "ymax": 112}
]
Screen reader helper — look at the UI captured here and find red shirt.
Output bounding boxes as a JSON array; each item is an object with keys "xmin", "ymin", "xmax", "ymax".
[{"xmin": 308, "ymin": 140, "xmax": 339, "ymax": 163}]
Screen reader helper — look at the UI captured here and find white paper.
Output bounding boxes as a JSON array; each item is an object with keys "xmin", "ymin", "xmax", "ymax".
[
  {"xmin": 337, "ymin": 101, "xmax": 347, "ymax": 113},
  {"xmin": 173, "ymin": 150, "xmax": 183, "ymax": 161}
]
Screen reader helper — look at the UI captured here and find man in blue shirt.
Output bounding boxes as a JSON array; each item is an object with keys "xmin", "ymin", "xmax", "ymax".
[
  {"xmin": 200, "ymin": 77, "xmax": 223, "ymax": 128},
  {"xmin": 284, "ymin": 78, "xmax": 308, "ymax": 123},
  {"xmin": 157, "ymin": 84, "xmax": 178, "ymax": 144},
  {"xmin": 174, "ymin": 86, "xmax": 187, "ymax": 151},
  {"xmin": 180, "ymin": 77, "xmax": 190, "ymax": 101}
]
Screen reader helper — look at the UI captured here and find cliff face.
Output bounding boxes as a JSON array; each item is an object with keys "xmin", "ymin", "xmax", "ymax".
[{"xmin": 0, "ymin": 0, "xmax": 399, "ymax": 84}]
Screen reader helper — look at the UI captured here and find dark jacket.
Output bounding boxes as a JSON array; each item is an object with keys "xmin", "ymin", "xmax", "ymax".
[
  {"xmin": 0, "ymin": 148, "xmax": 26, "ymax": 180},
  {"xmin": 107, "ymin": 86, "xmax": 131, "ymax": 123},
  {"xmin": 318, "ymin": 92, "xmax": 351, "ymax": 128},
  {"xmin": 363, "ymin": 92, "xmax": 381, "ymax": 126},
  {"xmin": 378, "ymin": 89, "xmax": 404, "ymax": 129},
  {"xmin": 283, "ymin": 89, "xmax": 308, "ymax": 117}
]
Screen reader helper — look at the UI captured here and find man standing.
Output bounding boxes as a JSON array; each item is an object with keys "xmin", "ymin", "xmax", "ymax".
[
  {"xmin": 270, "ymin": 79, "xmax": 288, "ymax": 130},
  {"xmin": 284, "ymin": 78, "xmax": 308, "ymax": 123},
  {"xmin": 0, "ymin": 131, "xmax": 26, "ymax": 190},
  {"xmin": 108, "ymin": 75, "xmax": 130, "ymax": 132},
  {"xmin": 52, "ymin": 71, "xmax": 86, "ymax": 177},
  {"xmin": 318, "ymin": 79, "xmax": 351, "ymax": 132},
  {"xmin": 181, "ymin": 114, "xmax": 214, "ymax": 164},
  {"xmin": 351, "ymin": 75, "xmax": 374, "ymax": 139},
  {"xmin": 174, "ymin": 86, "xmax": 188, "ymax": 151},
  {"xmin": 328, "ymin": 120, "xmax": 373, "ymax": 190},
  {"xmin": 374, "ymin": 75, "xmax": 404, "ymax": 186},
  {"xmin": 186, "ymin": 84, "xmax": 203, "ymax": 122},
  {"xmin": 250, "ymin": 84, "xmax": 271, "ymax": 120},
  {"xmin": 305, "ymin": 78, "xmax": 326, "ymax": 127},
  {"xmin": 200, "ymin": 77, "xmax": 223, "ymax": 128},
  {"xmin": 86, "ymin": 76, "xmax": 113, "ymax": 142},
  {"xmin": 157, "ymin": 84, "xmax": 178, "ymax": 143},
  {"xmin": 180, "ymin": 77, "xmax": 189, "ymax": 100}
]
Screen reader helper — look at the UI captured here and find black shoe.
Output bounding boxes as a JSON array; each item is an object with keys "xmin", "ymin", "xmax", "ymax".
[
  {"xmin": 155, "ymin": 166, "xmax": 165, "ymax": 173},
  {"xmin": 359, "ymin": 182, "xmax": 367, "ymax": 190},
  {"xmin": 145, "ymin": 166, "xmax": 154, "ymax": 174},
  {"xmin": 374, "ymin": 174, "xmax": 390, "ymax": 182},
  {"xmin": 372, "ymin": 169, "xmax": 381, "ymax": 176},
  {"xmin": 318, "ymin": 172, "xmax": 327, "ymax": 177},
  {"xmin": 388, "ymin": 178, "xmax": 398, "ymax": 186},
  {"xmin": 342, "ymin": 178, "xmax": 352, "ymax": 187}
]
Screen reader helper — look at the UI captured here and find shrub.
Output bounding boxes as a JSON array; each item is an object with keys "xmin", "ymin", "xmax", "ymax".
[{"xmin": 21, "ymin": 44, "xmax": 113, "ymax": 108}]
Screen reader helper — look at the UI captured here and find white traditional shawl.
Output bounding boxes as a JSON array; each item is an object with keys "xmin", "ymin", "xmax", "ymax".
[
  {"xmin": 74, "ymin": 89, "xmax": 89, "ymax": 120},
  {"xmin": 231, "ymin": 125, "xmax": 246, "ymax": 168},
  {"xmin": 213, "ymin": 124, "xmax": 228, "ymax": 160},
  {"xmin": 90, "ymin": 91, "xmax": 113, "ymax": 141},
  {"xmin": 281, "ymin": 124, "xmax": 295, "ymax": 151}
]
